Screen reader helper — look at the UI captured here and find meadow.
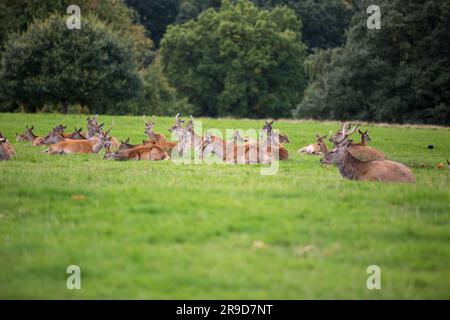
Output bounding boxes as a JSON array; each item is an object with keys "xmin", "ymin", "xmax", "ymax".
[{"xmin": 0, "ymin": 113, "xmax": 449, "ymax": 299}]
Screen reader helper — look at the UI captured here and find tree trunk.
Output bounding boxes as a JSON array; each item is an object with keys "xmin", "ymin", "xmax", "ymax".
[{"xmin": 62, "ymin": 100, "xmax": 69, "ymax": 114}]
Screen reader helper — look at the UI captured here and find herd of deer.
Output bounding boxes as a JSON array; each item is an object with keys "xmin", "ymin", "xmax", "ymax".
[{"xmin": 3, "ymin": 114, "xmax": 448, "ymax": 183}]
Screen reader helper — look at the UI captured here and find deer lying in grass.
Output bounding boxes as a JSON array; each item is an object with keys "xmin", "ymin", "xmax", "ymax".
[
  {"xmin": 119, "ymin": 138, "xmax": 137, "ymax": 150},
  {"xmin": 331, "ymin": 123, "xmax": 384, "ymax": 161},
  {"xmin": 261, "ymin": 120, "xmax": 289, "ymax": 160},
  {"xmin": 143, "ymin": 115, "xmax": 166, "ymax": 142},
  {"xmin": 43, "ymin": 127, "xmax": 113, "ymax": 155},
  {"xmin": 104, "ymin": 144, "xmax": 170, "ymax": 161},
  {"xmin": 16, "ymin": 126, "xmax": 45, "ymax": 146},
  {"xmin": 321, "ymin": 140, "xmax": 415, "ymax": 183},
  {"xmin": 0, "ymin": 132, "xmax": 15, "ymax": 158},
  {"xmin": 90, "ymin": 120, "xmax": 120, "ymax": 149},
  {"xmin": 298, "ymin": 135, "xmax": 329, "ymax": 155},
  {"xmin": 41, "ymin": 126, "xmax": 87, "ymax": 146},
  {"xmin": 0, "ymin": 138, "xmax": 12, "ymax": 160},
  {"xmin": 201, "ymin": 131, "xmax": 271, "ymax": 164}
]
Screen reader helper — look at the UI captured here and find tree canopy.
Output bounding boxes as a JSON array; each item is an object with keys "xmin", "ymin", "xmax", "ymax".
[
  {"xmin": 294, "ymin": 0, "xmax": 450, "ymax": 125},
  {"xmin": 0, "ymin": 14, "xmax": 141, "ymax": 114},
  {"xmin": 161, "ymin": 0, "xmax": 307, "ymax": 118}
]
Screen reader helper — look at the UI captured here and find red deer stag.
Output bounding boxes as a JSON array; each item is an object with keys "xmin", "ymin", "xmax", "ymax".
[
  {"xmin": 321, "ymin": 140, "xmax": 415, "ymax": 183},
  {"xmin": 331, "ymin": 123, "xmax": 384, "ymax": 161},
  {"xmin": 16, "ymin": 126, "xmax": 46, "ymax": 146},
  {"xmin": 261, "ymin": 120, "xmax": 289, "ymax": 160},
  {"xmin": 143, "ymin": 115, "xmax": 166, "ymax": 142}
]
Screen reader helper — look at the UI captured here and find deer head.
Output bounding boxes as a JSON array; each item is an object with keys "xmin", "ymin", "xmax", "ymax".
[
  {"xmin": 316, "ymin": 134, "xmax": 328, "ymax": 153},
  {"xmin": 16, "ymin": 125, "xmax": 37, "ymax": 142},
  {"xmin": 231, "ymin": 130, "xmax": 245, "ymax": 143},
  {"xmin": 69, "ymin": 127, "xmax": 86, "ymax": 140},
  {"xmin": 119, "ymin": 138, "xmax": 136, "ymax": 150},
  {"xmin": 358, "ymin": 129, "xmax": 371, "ymax": 144},
  {"xmin": 169, "ymin": 113, "xmax": 185, "ymax": 140},
  {"xmin": 320, "ymin": 140, "xmax": 353, "ymax": 165},
  {"xmin": 262, "ymin": 120, "xmax": 274, "ymax": 138},
  {"xmin": 87, "ymin": 115, "xmax": 101, "ymax": 138},
  {"xmin": 42, "ymin": 130, "xmax": 65, "ymax": 145},
  {"xmin": 52, "ymin": 124, "xmax": 67, "ymax": 135},
  {"xmin": 331, "ymin": 123, "xmax": 359, "ymax": 147}
]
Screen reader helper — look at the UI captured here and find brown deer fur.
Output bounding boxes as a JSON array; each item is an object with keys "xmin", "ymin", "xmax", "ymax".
[{"xmin": 321, "ymin": 141, "xmax": 415, "ymax": 183}]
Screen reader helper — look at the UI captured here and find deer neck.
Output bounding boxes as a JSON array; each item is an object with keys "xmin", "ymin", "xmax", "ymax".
[
  {"xmin": 91, "ymin": 139, "xmax": 104, "ymax": 153},
  {"xmin": 361, "ymin": 136, "xmax": 367, "ymax": 145},
  {"xmin": 319, "ymin": 142, "xmax": 328, "ymax": 154},
  {"xmin": 337, "ymin": 149, "xmax": 366, "ymax": 180},
  {"xmin": 26, "ymin": 131, "xmax": 37, "ymax": 142},
  {"xmin": 212, "ymin": 137, "xmax": 226, "ymax": 159}
]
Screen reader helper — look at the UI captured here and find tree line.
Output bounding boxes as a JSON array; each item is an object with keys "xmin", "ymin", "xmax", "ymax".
[{"xmin": 0, "ymin": 0, "xmax": 448, "ymax": 124}]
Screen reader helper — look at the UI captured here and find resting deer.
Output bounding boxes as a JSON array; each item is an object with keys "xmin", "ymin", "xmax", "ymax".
[
  {"xmin": 201, "ymin": 131, "xmax": 271, "ymax": 164},
  {"xmin": 42, "ymin": 130, "xmax": 65, "ymax": 145},
  {"xmin": 321, "ymin": 140, "xmax": 415, "ymax": 183},
  {"xmin": 51, "ymin": 124, "xmax": 72, "ymax": 138},
  {"xmin": 261, "ymin": 120, "xmax": 289, "ymax": 160},
  {"xmin": 0, "ymin": 132, "xmax": 15, "ymax": 158},
  {"xmin": 331, "ymin": 123, "xmax": 384, "ymax": 161},
  {"xmin": 298, "ymin": 135, "xmax": 329, "ymax": 155},
  {"xmin": 43, "ymin": 127, "xmax": 113, "ymax": 155},
  {"xmin": 0, "ymin": 138, "xmax": 12, "ymax": 160},
  {"xmin": 16, "ymin": 126, "xmax": 45, "ymax": 146},
  {"xmin": 185, "ymin": 115, "xmax": 203, "ymax": 151},
  {"xmin": 143, "ymin": 115, "xmax": 166, "ymax": 142},
  {"xmin": 104, "ymin": 145, "xmax": 169, "ymax": 161},
  {"xmin": 91, "ymin": 120, "xmax": 120, "ymax": 149},
  {"xmin": 86, "ymin": 115, "xmax": 101, "ymax": 139}
]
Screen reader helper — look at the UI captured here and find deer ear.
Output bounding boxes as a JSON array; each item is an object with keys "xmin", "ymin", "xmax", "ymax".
[
  {"xmin": 358, "ymin": 129, "xmax": 362, "ymax": 134},
  {"xmin": 316, "ymin": 134, "xmax": 320, "ymax": 139},
  {"xmin": 322, "ymin": 135, "xmax": 327, "ymax": 139},
  {"xmin": 270, "ymin": 120, "xmax": 274, "ymax": 125},
  {"xmin": 365, "ymin": 130, "xmax": 368, "ymax": 134}
]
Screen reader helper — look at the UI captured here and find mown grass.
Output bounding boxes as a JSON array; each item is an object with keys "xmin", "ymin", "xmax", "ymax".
[{"xmin": 0, "ymin": 113, "xmax": 449, "ymax": 299}]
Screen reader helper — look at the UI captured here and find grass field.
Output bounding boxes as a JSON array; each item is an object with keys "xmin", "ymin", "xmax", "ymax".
[{"xmin": 0, "ymin": 113, "xmax": 449, "ymax": 299}]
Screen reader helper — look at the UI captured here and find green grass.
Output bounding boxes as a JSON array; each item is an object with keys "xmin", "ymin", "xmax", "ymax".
[{"xmin": 0, "ymin": 113, "xmax": 449, "ymax": 299}]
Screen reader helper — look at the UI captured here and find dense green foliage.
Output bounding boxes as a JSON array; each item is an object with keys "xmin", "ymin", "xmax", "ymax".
[
  {"xmin": 161, "ymin": 0, "xmax": 307, "ymax": 117},
  {"xmin": 294, "ymin": 0, "xmax": 450, "ymax": 125},
  {"xmin": 0, "ymin": 15, "xmax": 141, "ymax": 114},
  {"xmin": 0, "ymin": 0, "xmax": 154, "ymax": 66},
  {"xmin": 0, "ymin": 0, "xmax": 448, "ymax": 123},
  {"xmin": 0, "ymin": 113, "xmax": 449, "ymax": 298},
  {"xmin": 125, "ymin": 0, "xmax": 180, "ymax": 47},
  {"xmin": 250, "ymin": 0, "xmax": 352, "ymax": 50}
]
